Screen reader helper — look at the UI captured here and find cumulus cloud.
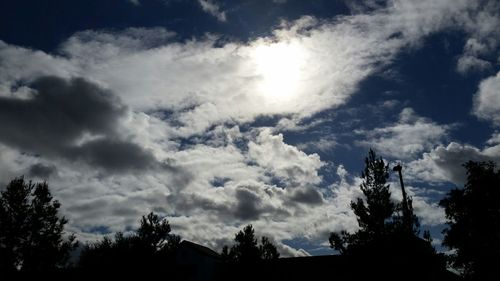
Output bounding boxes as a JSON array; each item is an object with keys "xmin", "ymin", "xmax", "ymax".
[
  {"xmin": 0, "ymin": 76, "xmax": 163, "ymax": 173},
  {"xmin": 406, "ymin": 141, "xmax": 500, "ymax": 185},
  {"xmin": 457, "ymin": 55, "xmax": 492, "ymax": 74},
  {"xmin": 248, "ymin": 129, "xmax": 324, "ymax": 187},
  {"xmin": 197, "ymin": 0, "xmax": 227, "ymax": 22},
  {"xmin": 356, "ymin": 108, "xmax": 451, "ymax": 160},
  {"xmin": 473, "ymin": 71, "xmax": 500, "ymax": 126}
]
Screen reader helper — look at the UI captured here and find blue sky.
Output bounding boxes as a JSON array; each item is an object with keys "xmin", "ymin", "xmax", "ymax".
[{"xmin": 0, "ymin": 0, "xmax": 499, "ymax": 256}]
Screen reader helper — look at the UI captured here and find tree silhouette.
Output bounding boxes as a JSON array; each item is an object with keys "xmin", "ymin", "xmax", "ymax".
[
  {"xmin": 259, "ymin": 236, "xmax": 280, "ymax": 260},
  {"xmin": 78, "ymin": 212, "xmax": 180, "ymax": 271},
  {"xmin": 329, "ymin": 150, "xmax": 438, "ymax": 258},
  {"xmin": 439, "ymin": 161, "xmax": 500, "ymax": 280},
  {"xmin": 137, "ymin": 212, "xmax": 181, "ymax": 255},
  {"xmin": 0, "ymin": 177, "xmax": 77, "ymax": 272},
  {"xmin": 330, "ymin": 149, "xmax": 397, "ymax": 254},
  {"xmin": 328, "ymin": 150, "xmax": 447, "ymax": 280},
  {"xmin": 222, "ymin": 224, "xmax": 279, "ymax": 262}
]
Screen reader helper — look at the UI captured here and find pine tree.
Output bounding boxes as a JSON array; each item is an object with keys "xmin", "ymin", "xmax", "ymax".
[
  {"xmin": 330, "ymin": 149, "xmax": 395, "ymax": 254},
  {"xmin": 222, "ymin": 224, "xmax": 279, "ymax": 262},
  {"xmin": 329, "ymin": 150, "xmax": 433, "ymax": 256}
]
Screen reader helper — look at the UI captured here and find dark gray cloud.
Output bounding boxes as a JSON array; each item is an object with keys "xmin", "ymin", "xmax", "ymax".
[
  {"xmin": 28, "ymin": 163, "xmax": 56, "ymax": 179},
  {"xmin": 0, "ymin": 76, "xmax": 125, "ymax": 147},
  {"xmin": 234, "ymin": 188, "xmax": 263, "ymax": 220},
  {"xmin": 70, "ymin": 138, "xmax": 158, "ymax": 172},
  {"xmin": 165, "ymin": 192, "xmax": 232, "ymax": 217},
  {"xmin": 0, "ymin": 76, "xmax": 159, "ymax": 172},
  {"xmin": 289, "ymin": 187, "xmax": 324, "ymax": 205}
]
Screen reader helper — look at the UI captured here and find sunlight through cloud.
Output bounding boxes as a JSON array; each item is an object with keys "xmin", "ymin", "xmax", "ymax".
[{"xmin": 252, "ymin": 41, "xmax": 306, "ymax": 105}]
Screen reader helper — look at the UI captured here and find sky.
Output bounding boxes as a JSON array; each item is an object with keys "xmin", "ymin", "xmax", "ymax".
[{"xmin": 0, "ymin": 0, "xmax": 499, "ymax": 257}]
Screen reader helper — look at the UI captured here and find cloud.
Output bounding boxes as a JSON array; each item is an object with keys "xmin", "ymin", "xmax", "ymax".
[
  {"xmin": 248, "ymin": 129, "xmax": 324, "ymax": 187},
  {"xmin": 455, "ymin": 1, "xmax": 500, "ymax": 74},
  {"xmin": 356, "ymin": 108, "xmax": 451, "ymax": 160},
  {"xmin": 0, "ymin": 76, "xmax": 162, "ymax": 173},
  {"xmin": 388, "ymin": 183, "xmax": 445, "ymax": 225},
  {"xmin": 297, "ymin": 137, "xmax": 338, "ymax": 153},
  {"xmin": 0, "ymin": 1, "xmax": 488, "ymax": 137},
  {"xmin": 289, "ymin": 186, "xmax": 324, "ymax": 205},
  {"xmin": 473, "ymin": 71, "xmax": 500, "ymax": 126},
  {"xmin": 28, "ymin": 163, "xmax": 57, "ymax": 179},
  {"xmin": 197, "ymin": 0, "xmax": 227, "ymax": 22},
  {"xmin": 457, "ymin": 55, "xmax": 492, "ymax": 74},
  {"xmin": 406, "ymin": 141, "xmax": 500, "ymax": 185}
]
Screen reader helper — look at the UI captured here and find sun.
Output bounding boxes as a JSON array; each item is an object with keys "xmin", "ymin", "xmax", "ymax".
[{"xmin": 253, "ymin": 41, "xmax": 305, "ymax": 103}]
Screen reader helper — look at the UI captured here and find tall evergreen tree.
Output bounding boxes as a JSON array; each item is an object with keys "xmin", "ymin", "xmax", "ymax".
[
  {"xmin": 329, "ymin": 150, "xmax": 432, "ymax": 256},
  {"xmin": 0, "ymin": 177, "xmax": 76, "ymax": 272},
  {"xmin": 330, "ymin": 149, "xmax": 396, "ymax": 254}
]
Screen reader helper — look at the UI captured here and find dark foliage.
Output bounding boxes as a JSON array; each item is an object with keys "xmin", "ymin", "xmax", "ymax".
[
  {"xmin": 78, "ymin": 212, "xmax": 180, "ymax": 272},
  {"xmin": 329, "ymin": 150, "xmax": 441, "ymax": 271},
  {"xmin": 440, "ymin": 161, "xmax": 500, "ymax": 280},
  {"xmin": 222, "ymin": 224, "xmax": 279, "ymax": 262},
  {"xmin": 259, "ymin": 236, "xmax": 280, "ymax": 260},
  {"xmin": 0, "ymin": 177, "xmax": 77, "ymax": 272}
]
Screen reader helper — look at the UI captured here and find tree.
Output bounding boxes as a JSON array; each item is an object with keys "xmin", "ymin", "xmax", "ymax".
[
  {"xmin": 0, "ymin": 177, "xmax": 77, "ymax": 272},
  {"xmin": 222, "ymin": 224, "xmax": 279, "ymax": 262},
  {"xmin": 439, "ymin": 161, "xmax": 500, "ymax": 280},
  {"xmin": 78, "ymin": 212, "xmax": 180, "ymax": 271},
  {"xmin": 329, "ymin": 150, "xmax": 434, "ymax": 256},
  {"xmin": 137, "ymin": 212, "xmax": 181, "ymax": 255},
  {"xmin": 259, "ymin": 236, "xmax": 280, "ymax": 260},
  {"xmin": 329, "ymin": 149, "xmax": 396, "ymax": 254},
  {"xmin": 329, "ymin": 150, "xmax": 445, "ymax": 279}
]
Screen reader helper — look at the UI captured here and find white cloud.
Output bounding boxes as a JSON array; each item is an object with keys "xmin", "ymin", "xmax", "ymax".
[
  {"xmin": 457, "ymin": 55, "xmax": 491, "ymax": 74},
  {"xmin": 0, "ymin": 0, "xmax": 485, "ymax": 137},
  {"xmin": 356, "ymin": 108, "xmax": 451, "ymax": 160},
  {"xmin": 297, "ymin": 137, "xmax": 338, "ymax": 153},
  {"xmin": 198, "ymin": 0, "xmax": 227, "ymax": 22},
  {"xmin": 486, "ymin": 132, "xmax": 500, "ymax": 145},
  {"xmin": 248, "ymin": 128, "xmax": 324, "ymax": 187},
  {"xmin": 473, "ymin": 71, "xmax": 500, "ymax": 126},
  {"xmin": 455, "ymin": 1, "xmax": 500, "ymax": 74},
  {"xmin": 406, "ymin": 141, "xmax": 500, "ymax": 185}
]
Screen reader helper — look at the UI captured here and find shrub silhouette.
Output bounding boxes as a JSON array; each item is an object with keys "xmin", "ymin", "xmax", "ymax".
[{"xmin": 78, "ymin": 212, "xmax": 180, "ymax": 272}]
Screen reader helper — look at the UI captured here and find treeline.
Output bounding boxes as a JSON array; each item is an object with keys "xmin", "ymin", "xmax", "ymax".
[
  {"xmin": 0, "ymin": 178, "xmax": 278, "ymax": 275},
  {"xmin": 0, "ymin": 150, "xmax": 499, "ymax": 280}
]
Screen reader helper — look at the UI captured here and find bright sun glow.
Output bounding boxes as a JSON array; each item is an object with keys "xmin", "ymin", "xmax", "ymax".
[{"xmin": 253, "ymin": 41, "xmax": 305, "ymax": 103}]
